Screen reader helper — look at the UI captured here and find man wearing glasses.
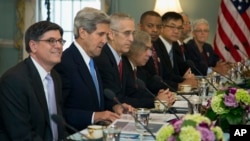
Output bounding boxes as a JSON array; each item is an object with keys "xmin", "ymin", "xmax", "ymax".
[
  {"xmin": 154, "ymin": 11, "xmax": 198, "ymax": 90},
  {"xmin": 0, "ymin": 21, "xmax": 67, "ymax": 141},
  {"xmin": 94, "ymin": 13, "xmax": 142, "ymax": 108}
]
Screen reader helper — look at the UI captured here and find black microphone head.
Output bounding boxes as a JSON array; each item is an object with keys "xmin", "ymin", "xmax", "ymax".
[
  {"xmin": 51, "ymin": 114, "xmax": 64, "ymax": 125},
  {"xmin": 186, "ymin": 60, "xmax": 195, "ymax": 68},
  {"xmin": 234, "ymin": 45, "xmax": 239, "ymax": 49},
  {"xmin": 104, "ymin": 89, "xmax": 116, "ymax": 101},
  {"xmin": 152, "ymin": 75, "xmax": 162, "ymax": 82},
  {"xmin": 135, "ymin": 78, "xmax": 146, "ymax": 89},
  {"xmin": 225, "ymin": 46, "xmax": 230, "ymax": 52}
]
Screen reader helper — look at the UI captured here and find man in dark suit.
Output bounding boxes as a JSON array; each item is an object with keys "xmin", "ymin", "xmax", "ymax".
[
  {"xmin": 178, "ymin": 12, "xmax": 192, "ymax": 61},
  {"xmin": 123, "ymin": 30, "xmax": 176, "ymax": 107},
  {"xmin": 94, "ymin": 13, "xmax": 139, "ymax": 108},
  {"xmin": 0, "ymin": 21, "xmax": 67, "ymax": 140},
  {"xmin": 54, "ymin": 8, "xmax": 132, "ymax": 132}
]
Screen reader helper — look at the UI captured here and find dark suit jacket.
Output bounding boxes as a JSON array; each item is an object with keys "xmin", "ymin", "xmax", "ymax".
[
  {"xmin": 186, "ymin": 39, "xmax": 220, "ymax": 75},
  {"xmin": 95, "ymin": 44, "xmax": 156, "ymax": 108},
  {"xmin": 122, "ymin": 57, "xmax": 156, "ymax": 108},
  {"xmin": 0, "ymin": 57, "xmax": 66, "ymax": 141},
  {"xmin": 143, "ymin": 38, "xmax": 189, "ymax": 91},
  {"xmin": 54, "ymin": 43, "xmax": 104, "ymax": 131},
  {"xmin": 94, "ymin": 44, "xmax": 127, "ymax": 110}
]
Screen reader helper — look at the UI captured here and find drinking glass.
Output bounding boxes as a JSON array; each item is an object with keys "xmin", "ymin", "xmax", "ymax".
[
  {"xmin": 103, "ymin": 125, "xmax": 121, "ymax": 141},
  {"xmin": 134, "ymin": 108, "xmax": 150, "ymax": 141}
]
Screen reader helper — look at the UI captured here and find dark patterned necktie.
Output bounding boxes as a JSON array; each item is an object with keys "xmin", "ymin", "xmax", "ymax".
[
  {"xmin": 118, "ymin": 60, "xmax": 122, "ymax": 81},
  {"xmin": 151, "ymin": 46, "xmax": 159, "ymax": 75},
  {"xmin": 180, "ymin": 44, "xmax": 186, "ymax": 61}
]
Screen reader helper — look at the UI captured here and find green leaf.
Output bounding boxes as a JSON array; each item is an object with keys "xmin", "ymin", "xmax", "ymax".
[
  {"xmin": 181, "ymin": 120, "xmax": 196, "ymax": 127},
  {"xmin": 204, "ymin": 108, "xmax": 217, "ymax": 121},
  {"xmin": 216, "ymin": 117, "xmax": 230, "ymax": 132}
]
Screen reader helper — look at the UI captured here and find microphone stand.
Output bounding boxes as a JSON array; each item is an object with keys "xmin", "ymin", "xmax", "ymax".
[
  {"xmin": 186, "ymin": 60, "xmax": 218, "ymax": 91},
  {"xmin": 152, "ymin": 76, "xmax": 194, "ymax": 114},
  {"xmin": 135, "ymin": 78, "xmax": 180, "ymax": 119}
]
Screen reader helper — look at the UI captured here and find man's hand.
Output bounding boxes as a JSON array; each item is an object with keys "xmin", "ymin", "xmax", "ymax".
[
  {"xmin": 156, "ymin": 89, "xmax": 176, "ymax": 106},
  {"xmin": 183, "ymin": 68, "xmax": 195, "ymax": 79},
  {"xmin": 113, "ymin": 103, "xmax": 134, "ymax": 115},
  {"xmin": 94, "ymin": 111, "xmax": 120, "ymax": 123},
  {"xmin": 212, "ymin": 60, "xmax": 230, "ymax": 75}
]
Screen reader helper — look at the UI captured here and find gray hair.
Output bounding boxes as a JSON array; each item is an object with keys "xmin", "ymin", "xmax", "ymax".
[
  {"xmin": 109, "ymin": 13, "xmax": 134, "ymax": 30},
  {"xmin": 192, "ymin": 18, "xmax": 209, "ymax": 30},
  {"xmin": 125, "ymin": 30, "xmax": 151, "ymax": 57},
  {"xmin": 73, "ymin": 7, "xmax": 110, "ymax": 38}
]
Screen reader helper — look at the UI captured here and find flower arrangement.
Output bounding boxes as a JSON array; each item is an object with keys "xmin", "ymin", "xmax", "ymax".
[
  {"xmin": 156, "ymin": 114, "xmax": 224, "ymax": 141},
  {"xmin": 205, "ymin": 87, "xmax": 250, "ymax": 132}
]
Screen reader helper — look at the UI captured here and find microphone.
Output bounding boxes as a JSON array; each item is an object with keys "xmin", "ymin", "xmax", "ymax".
[
  {"xmin": 234, "ymin": 44, "xmax": 249, "ymax": 59},
  {"xmin": 135, "ymin": 78, "xmax": 179, "ymax": 119},
  {"xmin": 152, "ymin": 75, "xmax": 194, "ymax": 114},
  {"xmin": 104, "ymin": 89, "xmax": 129, "ymax": 113},
  {"xmin": 103, "ymin": 89, "xmax": 156, "ymax": 140},
  {"xmin": 186, "ymin": 60, "xmax": 218, "ymax": 91},
  {"xmin": 51, "ymin": 114, "xmax": 93, "ymax": 140},
  {"xmin": 224, "ymin": 46, "xmax": 230, "ymax": 52}
]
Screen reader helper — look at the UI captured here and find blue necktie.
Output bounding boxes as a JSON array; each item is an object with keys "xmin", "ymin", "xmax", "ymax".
[
  {"xmin": 89, "ymin": 59, "xmax": 101, "ymax": 105},
  {"xmin": 45, "ymin": 74, "xmax": 58, "ymax": 141}
]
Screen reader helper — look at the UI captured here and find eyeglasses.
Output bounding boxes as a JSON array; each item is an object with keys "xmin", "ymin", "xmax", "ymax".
[
  {"xmin": 194, "ymin": 29, "xmax": 209, "ymax": 33},
  {"xmin": 37, "ymin": 38, "xmax": 66, "ymax": 46},
  {"xmin": 111, "ymin": 29, "xmax": 135, "ymax": 37},
  {"xmin": 163, "ymin": 24, "xmax": 183, "ymax": 31}
]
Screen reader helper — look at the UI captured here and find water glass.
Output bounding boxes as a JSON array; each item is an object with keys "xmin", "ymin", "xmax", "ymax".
[
  {"xmin": 103, "ymin": 125, "xmax": 121, "ymax": 141},
  {"xmin": 188, "ymin": 95, "xmax": 202, "ymax": 114},
  {"xmin": 134, "ymin": 108, "xmax": 150, "ymax": 140}
]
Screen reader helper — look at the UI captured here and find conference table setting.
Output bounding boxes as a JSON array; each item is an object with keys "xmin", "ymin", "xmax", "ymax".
[{"xmin": 67, "ymin": 60, "xmax": 250, "ymax": 141}]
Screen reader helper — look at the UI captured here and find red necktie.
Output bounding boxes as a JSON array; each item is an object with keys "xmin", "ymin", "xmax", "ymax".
[
  {"xmin": 180, "ymin": 44, "xmax": 186, "ymax": 61},
  {"xmin": 151, "ymin": 47, "xmax": 159, "ymax": 75},
  {"xmin": 118, "ymin": 60, "xmax": 122, "ymax": 81}
]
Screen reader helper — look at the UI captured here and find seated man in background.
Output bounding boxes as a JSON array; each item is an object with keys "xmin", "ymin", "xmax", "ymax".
[
  {"xmin": 186, "ymin": 18, "xmax": 230, "ymax": 76},
  {"xmin": 54, "ymin": 7, "xmax": 133, "ymax": 132},
  {"xmin": 177, "ymin": 12, "xmax": 192, "ymax": 61},
  {"xmin": 139, "ymin": 10, "xmax": 197, "ymax": 91},
  {"xmin": 123, "ymin": 30, "xmax": 175, "ymax": 108}
]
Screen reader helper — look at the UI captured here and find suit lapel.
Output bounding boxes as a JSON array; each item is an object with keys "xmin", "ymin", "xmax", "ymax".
[
  {"xmin": 70, "ymin": 45, "xmax": 102, "ymax": 108},
  {"xmin": 103, "ymin": 45, "xmax": 122, "ymax": 84},
  {"xmin": 25, "ymin": 57, "xmax": 50, "ymax": 124},
  {"xmin": 154, "ymin": 38, "xmax": 173, "ymax": 70}
]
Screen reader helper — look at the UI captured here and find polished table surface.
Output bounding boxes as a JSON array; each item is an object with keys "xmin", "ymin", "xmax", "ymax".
[{"xmin": 67, "ymin": 97, "xmax": 230, "ymax": 141}]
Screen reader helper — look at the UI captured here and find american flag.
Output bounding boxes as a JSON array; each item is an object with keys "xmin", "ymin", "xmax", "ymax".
[{"xmin": 214, "ymin": 0, "xmax": 250, "ymax": 62}]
